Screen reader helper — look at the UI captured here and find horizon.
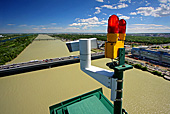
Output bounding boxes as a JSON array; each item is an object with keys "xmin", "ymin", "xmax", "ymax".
[
  {"xmin": 1, "ymin": 0, "xmax": 170, "ymax": 33},
  {"xmin": 1, "ymin": 33, "xmax": 170, "ymax": 34}
]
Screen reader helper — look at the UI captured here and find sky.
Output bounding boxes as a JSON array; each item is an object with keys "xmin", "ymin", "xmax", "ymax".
[{"xmin": 1, "ymin": 0, "xmax": 170, "ymax": 33}]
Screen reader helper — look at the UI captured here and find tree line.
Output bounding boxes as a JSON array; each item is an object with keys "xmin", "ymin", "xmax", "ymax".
[
  {"xmin": 50, "ymin": 34, "xmax": 107, "ymax": 41},
  {"xmin": 0, "ymin": 34, "xmax": 29, "ymax": 41},
  {"xmin": 125, "ymin": 36, "xmax": 170, "ymax": 44},
  {"xmin": 50, "ymin": 34, "xmax": 170, "ymax": 44},
  {"xmin": 0, "ymin": 34, "xmax": 38, "ymax": 65}
]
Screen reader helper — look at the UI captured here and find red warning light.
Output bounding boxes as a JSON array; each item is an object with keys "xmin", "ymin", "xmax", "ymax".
[
  {"xmin": 108, "ymin": 15, "xmax": 119, "ymax": 33},
  {"xmin": 119, "ymin": 19, "xmax": 126, "ymax": 33}
]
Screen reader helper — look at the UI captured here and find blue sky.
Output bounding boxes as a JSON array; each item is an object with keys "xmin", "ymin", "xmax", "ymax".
[{"xmin": 1, "ymin": 0, "xmax": 170, "ymax": 33}]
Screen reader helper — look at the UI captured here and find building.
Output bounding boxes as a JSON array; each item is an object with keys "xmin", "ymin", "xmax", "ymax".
[{"xmin": 131, "ymin": 47, "xmax": 170, "ymax": 66}]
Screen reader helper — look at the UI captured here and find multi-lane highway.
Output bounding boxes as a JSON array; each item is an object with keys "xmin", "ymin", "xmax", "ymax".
[{"xmin": 0, "ymin": 52, "xmax": 105, "ymax": 76}]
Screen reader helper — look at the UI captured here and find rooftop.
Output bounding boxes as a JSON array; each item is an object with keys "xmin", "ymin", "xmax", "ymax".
[{"xmin": 1, "ymin": 35, "xmax": 170, "ymax": 114}]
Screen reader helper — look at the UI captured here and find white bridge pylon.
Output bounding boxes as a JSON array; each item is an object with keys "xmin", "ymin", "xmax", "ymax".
[{"xmin": 66, "ymin": 38, "xmax": 117, "ymax": 101}]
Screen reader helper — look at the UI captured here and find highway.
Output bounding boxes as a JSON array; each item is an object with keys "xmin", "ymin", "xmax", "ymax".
[{"xmin": 0, "ymin": 52, "xmax": 105, "ymax": 76}]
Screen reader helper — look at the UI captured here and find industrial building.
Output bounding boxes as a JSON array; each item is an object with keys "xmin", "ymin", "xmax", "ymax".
[{"xmin": 131, "ymin": 46, "xmax": 170, "ymax": 66}]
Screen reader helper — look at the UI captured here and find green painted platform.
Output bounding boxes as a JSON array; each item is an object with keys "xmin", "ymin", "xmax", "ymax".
[
  {"xmin": 49, "ymin": 88, "xmax": 114, "ymax": 114},
  {"xmin": 67, "ymin": 96, "xmax": 111, "ymax": 114}
]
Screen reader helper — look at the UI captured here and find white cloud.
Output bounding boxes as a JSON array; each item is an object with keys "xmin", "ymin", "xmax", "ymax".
[
  {"xmin": 102, "ymin": 13, "xmax": 107, "ymax": 15},
  {"xmin": 96, "ymin": 0, "xmax": 104, "ymax": 2},
  {"xmin": 7, "ymin": 24, "xmax": 15, "ymax": 26},
  {"xmin": 101, "ymin": 20, "xmax": 107, "ymax": 23},
  {"xmin": 75, "ymin": 18, "xmax": 80, "ymax": 20},
  {"xmin": 51, "ymin": 23, "xmax": 57, "ymax": 25},
  {"xmin": 101, "ymin": 3, "xmax": 128, "ymax": 9},
  {"xmin": 88, "ymin": 25, "xmax": 100, "ymax": 27},
  {"xmin": 101, "ymin": 5, "xmax": 117, "ymax": 9},
  {"xmin": 130, "ymin": 12, "xmax": 137, "ymax": 15},
  {"xmin": 75, "ymin": 18, "xmax": 80, "ymax": 22},
  {"xmin": 3, "ymin": 23, "xmax": 107, "ymax": 33},
  {"xmin": 94, "ymin": 7, "xmax": 101, "ymax": 14},
  {"xmin": 119, "ymin": 0, "xmax": 131, "ymax": 3},
  {"xmin": 69, "ymin": 16, "xmax": 107, "ymax": 29},
  {"xmin": 30, "ymin": 24, "xmax": 63, "ymax": 31},
  {"xmin": 117, "ymin": 13, "xmax": 123, "ymax": 16},
  {"xmin": 66, "ymin": 27, "xmax": 80, "ymax": 30},
  {"xmin": 136, "ymin": 7, "xmax": 155, "ymax": 16},
  {"xmin": 117, "ymin": 3, "xmax": 128, "ymax": 9},
  {"xmin": 149, "ymin": 24, "xmax": 163, "ymax": 26},
  {"xmin": 69, "ymin": 23, "xmax": 88, "ymax": 26},
  {"xmin": 83, "ymin": 26, "xmax": 88, "ymax": 30},
  {"xmin": 80, "ymin": 16, "xmax": 99, "ymax": 23},
  {"xmin": 145, "ymin": 0, "xmax": 150, "ymax": 6},
  {"xmin": 119, "ymin": 0, "xmax": 126, "ymax": 2},
  {"xmin": 87, "ymin": 25, "xmax": 99, "ymax": 27},
  {"xmin": 159, "ymin": 0, "xmax": 169, "ymax": 3},
  {"xmin": 145, "ymin": 3, "xmax": 150, "ymax": 6},
  {"xmin": 136, "ymin": 3, "xmax": 170, "ymax": 17},
  {"xmin": 119, "ymin": 15, "xmax": 130, "ymax": 20},
  {"xmin": 128, "ymin": 23, "xmax": 170, "ymax": 33},
  {"xmin": 78, "ymin": 16, "xmax": 106, "ymax": 25},
  {"xmin": 131, "ymin": 24, "xmax": 163, "ymax": 26},
  {"xmin": 83, "ymin": 25, "xmax": 100, "ymax": 29},
  {"xmin": 89, "ymin": 21, "xmax": 105, "ymax": 24},
  {"xmin": 132, "ymin": 24, "xmax": 146, "ymax": 26}
]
